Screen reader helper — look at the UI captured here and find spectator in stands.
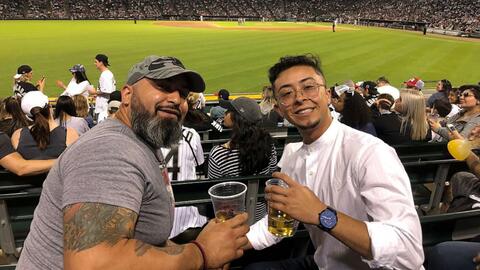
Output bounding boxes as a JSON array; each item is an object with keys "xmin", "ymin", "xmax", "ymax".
[
  {"xmin": 12, "ymin": 65, "xmax": 44, "ymax": 97},
  {"xmin": 56, "ymin": 64, "xmax": 94, "ymax": 98},
  {"xmin": 89, "ymin": 54, "xmax": 116, "ymax": 123},
  {"xmin": 331, "ymin": 85, "xmax": 377, "ymax": 136},
  {"xmin": 0, "ymin": 131, "xmax": 54, "ymax": 176},
  {"xmin": 359, "ymin": 81, "xmax": 379, "ymax": 107},
  {"xmin": 372, "ymin": 93, "xmax": 408, "ymax": 144},
  {"xmin": 394, "ymin": 89, "xmax": 431, "ymax": 142},
  {"xmin": 0, "ymin": 96, "xmax": 30, "ymax": 137},
  {"xmin": 259, "ymin": 86, "xmax": 283, "ymax": 127},
  {"xmin": 184, "ymin": 92, "xmax": 223, "ymax": 134},
  {"xmin": 16, "ymin": 55, "xmax": 249, "ymax": 270},
  {"xmin": 426, "ymin": 125, "xmax": 480, "ymax": 269},
  {"xmin": 376, "ymin": 76, "xmax": 399, "ymax": 100},
  {"xmin": 209, "ymin": 88, "xmax": 230, "ymax": 122},
  {"xmin": 448, "ymin": 87, "xmax": 461, "ymax": 105},
  {"xmin": 208, "ymin": 97, "xmax": 276, "ymax": 222},
  {"xmin": 11, "ymin": 91, "xmax": 78, "ymax": 160},
  {"xmin": 107, "ymin": 90, "xmax": 122, "ymax": 118},
  {"xmin": 404, "ymin": 77, "xmax": 425, "ymax": 91},
  {"xmin": 208, "ymin": 97, "xmax": 277, "ymax": 179},
  {"xmin": 427, "ymin": 79, "xmax": 452, "ymax": 108},
  {"xmin": 433, "ymin": 98, "xmax": 459, "ymax": 119},
  {"xmin": 72, "ymin": 94, "xmax": 94, "ymax": 128},
  {"xmin": 429, "ymin": 85, "xmax": 480, "ymax": 141},
  {"xmin": 245, "ymin": 54, "xmax": 423, "ymax": 270},
  {"xmin": 54, "ymin": 96, "xmax": 90, "ymax": 135}
]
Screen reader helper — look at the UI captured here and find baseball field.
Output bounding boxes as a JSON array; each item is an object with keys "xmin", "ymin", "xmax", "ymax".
[{"xmin": 0, "ymin": 20, "xmax": 479, "ymax": 97}]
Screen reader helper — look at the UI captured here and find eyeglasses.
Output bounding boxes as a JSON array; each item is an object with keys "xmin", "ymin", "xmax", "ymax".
[
  {"xmin": 461, "ymin": 92, "xmax": 474, "ymax": 98},
  {"xmin": 276, "ymin": 83, "xmax": 326, "ymax": 106}
]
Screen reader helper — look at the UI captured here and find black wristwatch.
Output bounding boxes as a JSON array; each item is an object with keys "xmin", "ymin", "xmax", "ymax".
[{"xmin": 317, "ymin": 207, "xmax": 338, "ymax": 232}]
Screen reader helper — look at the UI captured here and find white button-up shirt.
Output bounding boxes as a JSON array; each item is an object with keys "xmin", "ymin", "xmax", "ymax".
[{"xmin": 247, "ymin": 120, "xmax": 424, "ymax": 269}]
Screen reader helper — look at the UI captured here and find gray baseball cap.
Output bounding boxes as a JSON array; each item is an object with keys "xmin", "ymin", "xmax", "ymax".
[
  {"xmin": 126, "ymin": 55, "xmax": 205, "ymax": 92},
  {"xmin": 227, "ymin": 97, "xmax": 263, "ymax": 123}
]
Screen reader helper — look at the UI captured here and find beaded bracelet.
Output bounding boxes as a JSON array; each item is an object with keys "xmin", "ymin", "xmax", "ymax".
[{"xmin": 190, "ymin": 240, "xmax": 208, "ymax": 270}]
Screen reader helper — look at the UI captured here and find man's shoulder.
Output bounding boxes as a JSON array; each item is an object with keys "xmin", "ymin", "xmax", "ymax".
[{"xmin": 101, "ymin": 69, "xmax": 115, "ymax": 79}]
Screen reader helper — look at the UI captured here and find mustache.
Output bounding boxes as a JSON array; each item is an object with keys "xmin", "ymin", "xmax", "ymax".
[{"xmin": 155, "ymin": 105, "xmax": 181, "ymax": 118}]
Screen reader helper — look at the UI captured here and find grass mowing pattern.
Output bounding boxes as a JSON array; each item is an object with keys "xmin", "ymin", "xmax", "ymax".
[{"xmin": 0, "ymin": 20, "xmax": 478, "ymax": 97}]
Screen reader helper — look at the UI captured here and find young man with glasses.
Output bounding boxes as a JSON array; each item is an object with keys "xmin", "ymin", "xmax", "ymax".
[{"xmin": 245, "ymin": 54, "xmax": 424, "ymax": 270}]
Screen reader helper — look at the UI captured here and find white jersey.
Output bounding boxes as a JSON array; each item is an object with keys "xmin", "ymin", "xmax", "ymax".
[
  {"xmin": 161, "ymin": 127, "xmax": 207, "ymax": 238},
  {"xmin": 61, "ymin": 78, "xmax": 93, "ymax": 98},
  {"xmin": 95, "ymin": 69, "xmax": 116, "ymax": 122}
]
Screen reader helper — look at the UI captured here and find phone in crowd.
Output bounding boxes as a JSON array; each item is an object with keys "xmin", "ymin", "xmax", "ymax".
[{"xmin": 447, "ymin": 124, "xmax": 457, "ymax": 133}]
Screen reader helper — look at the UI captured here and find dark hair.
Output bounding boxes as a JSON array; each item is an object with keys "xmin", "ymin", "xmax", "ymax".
[
  {"xmin": 4, "ymin": 96, "xmax": 29, "ymax": 136},
  {"xmin": 377, "ymin": 76, "xmax": 390, "ymax": 84},
  {"xmin": 362, "ymin": 81, "xmax": 379, "ymax": 97},
  {"xmin": 340, "ymin": 92, "xmax": 372, "ymax": 129},
  {"xmin": 218, "ymin": 89, "xmax": 230, "ymax": 100},
  {"xmin": 229, "ymin": 111, "xmax": 274, "ymax": 176},
  {"xmin": 459, "ymin": 85, "xmax": 480, "ymax": 101},
  {"xmin": 440, "ymin": 79, "xmax": 452, "ymax": 92},
  {"xmin": 73, "ymin": 71, "xmax": 89, "ymax": 84},
  {"xmin": 433, "ymin": 98, "xmax": 452, "ymax": 117},
  {"xmin": 95, "ymin": 54, "xmax": 110, "ymax": 66},
  {"xmin": 54, "ymin": 96, "xmax": 77, "ymax": 127},
  {"xmin": 268, "ymin": 54, "xmax": 325, "ymax": 86},
  {"xmin": 376, "ymin": 93, "xmax": 394, "ymax": 110},
  {"xmin": 30, "ymin": 105, "xmax": 51, "ymax": 150}
]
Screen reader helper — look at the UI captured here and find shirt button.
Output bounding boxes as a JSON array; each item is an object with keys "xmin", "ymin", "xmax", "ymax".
[{"xmin": 309, "ymin": 171, "xmax": 314, "ymax": 176}]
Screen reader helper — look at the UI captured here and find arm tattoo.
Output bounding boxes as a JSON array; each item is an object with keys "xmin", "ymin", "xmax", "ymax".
[
  {"xmin": 64, "ymin": 203, "xmax": 138, "ymax": 252},
  {"xmin": 134, "ymin": 241, "xmax": 185, "ymax": 257}
]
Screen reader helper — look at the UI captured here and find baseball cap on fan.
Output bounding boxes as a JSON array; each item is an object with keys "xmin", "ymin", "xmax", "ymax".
[
  {"xmin": 126, "ymin": 55, "xmax": 206, "ymax": 93},
  {"xmin": 14, "ymin": 65, "xmax": 33, "ymax": 79},
  {"xmin": 69, "ymin": 64, "xmax": 85, "ymax": 73},
  {"xmin": 21, "ymin": 91, "xmax": 49, "ymax": 117}
]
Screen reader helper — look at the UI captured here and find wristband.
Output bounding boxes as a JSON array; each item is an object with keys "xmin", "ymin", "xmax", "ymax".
[{"xmin": 190, "ymin": 240, "xmax": 207, "ymax": 270}]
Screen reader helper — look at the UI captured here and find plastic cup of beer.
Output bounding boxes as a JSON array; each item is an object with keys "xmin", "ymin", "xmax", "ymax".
[
  {"xmin": 208, "ymin": 181, "xmax": 247, "ymax": 222},
  {"xmin": 266, "ymin": 178, "xmax": 298, "ymax": 237}
]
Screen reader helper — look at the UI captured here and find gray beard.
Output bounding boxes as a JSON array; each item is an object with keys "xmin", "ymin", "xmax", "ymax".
[{"xmin": 131, "ymin": 102, "xmax": 182, "ymax": 149}]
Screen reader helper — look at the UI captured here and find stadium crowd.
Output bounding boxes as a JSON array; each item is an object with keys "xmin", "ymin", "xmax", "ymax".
[
  {"xmin": 1, "ymin": 51, "xmax": 480, "ymax": 269},
  {"xmin": 0, "ymin": 0, "xmax": 479, "ymax": 32}
]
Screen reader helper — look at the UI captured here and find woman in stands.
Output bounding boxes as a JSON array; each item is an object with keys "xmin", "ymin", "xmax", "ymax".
[
  {"xmin": 207, "ymin": 97, "xmax": 277, "ymax": 178},
  {"xmin": 54, "ymin": 96, "xmax": 90, "ymax": 135},
  {"xmin": 11, "ymin": 91, "xmax": 78, "ymax": 160},
  {"xmin": 72, "ymin": 94, "xmax": 94, "ymax": 128},
  {"xmin": 0, "ymin": 96, "xmax": 30, "ymax": 137},
  {"xmin": 183, "ymin": 93, "xmax": 222, "ymax": 134},
  {"xmin": 56, "ymin": 64, "xmax": 94, "ymax": 98},
  {"xmin": 331, "ymin": 84, "xmax": 377, "ymax": 136},
  {"xmin": 430, "ymin": 85, "xmax": 480, "ymax": 141},
  {"xmin": 394, "ymin": 89, "xmax": 431, "ymax": 142},
  {"xmin": 427, "ymin": 79, "xmax": 452, "ymax": 108}
]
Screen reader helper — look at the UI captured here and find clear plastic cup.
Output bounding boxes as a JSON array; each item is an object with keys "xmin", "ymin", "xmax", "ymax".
[
  {"xmin": 266, "ymin": 178, "xmax": 298, "ymax": 237},
  {"xmin": 208, "ymin": 181, "xmax": 247, "ymax": 222}
]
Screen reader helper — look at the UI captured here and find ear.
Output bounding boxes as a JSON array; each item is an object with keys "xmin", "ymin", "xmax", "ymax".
[{"xmin": 121, "ymin": 85, "xmax": 132, "ymax": 106}]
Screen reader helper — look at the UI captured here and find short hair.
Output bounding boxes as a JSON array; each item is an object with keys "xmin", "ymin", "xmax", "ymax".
[
  {"xmin": 377, "ymin": 93, "xmax": 394, "ymax": 110},
  {"xmin": 433, "ymin": 98, "xmax": 452, "ymax": 118},
  {"xmin": 377, "ymin": 76, "xmax": 390, "ymax": 84},
  {"xmin": 268, "ymin": 54, "xmax": 325, "ymax": 86}
]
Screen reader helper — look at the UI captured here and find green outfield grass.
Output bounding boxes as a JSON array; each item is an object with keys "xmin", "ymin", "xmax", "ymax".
[{"xmin": 0, "ymin": 20, "xmax": 479, "ymax": 98}]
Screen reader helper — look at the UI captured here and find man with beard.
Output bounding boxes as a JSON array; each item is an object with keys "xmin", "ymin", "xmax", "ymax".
[
  {"xmin": 244, "ymin": 55, "xmax": 424, "ymax": 270},
  {"xmin": 17, "ymin": 56, "xmax": 249, "ymax": 270}
]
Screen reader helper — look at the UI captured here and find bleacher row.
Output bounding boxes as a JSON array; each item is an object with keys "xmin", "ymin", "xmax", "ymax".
[{"xmin": 0, "ymin": 127, "xmax": 479, "ymax": 269}]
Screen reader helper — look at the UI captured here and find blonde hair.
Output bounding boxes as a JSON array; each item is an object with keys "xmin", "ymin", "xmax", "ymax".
[
  {"xmin": 259, "ymin": 86, "xmax": 276, "ymax": 115},
  {"xmin": 72, "ymin": 95, "xmax": 89, "ymax": 118},
  {"xmin": 399, "ymin": 89, "xmax": 428, "ymax": 140}
]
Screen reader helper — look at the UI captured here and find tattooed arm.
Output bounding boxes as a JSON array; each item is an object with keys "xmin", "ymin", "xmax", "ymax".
[{"xmin": 63, "ymin": 202, "xmax": 249, "ymax": 270}]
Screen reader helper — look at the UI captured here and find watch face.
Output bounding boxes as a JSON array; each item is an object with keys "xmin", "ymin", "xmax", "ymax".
[{"xmin": 320, "ymin": 209, "xmax": 337, "ymax": 229}]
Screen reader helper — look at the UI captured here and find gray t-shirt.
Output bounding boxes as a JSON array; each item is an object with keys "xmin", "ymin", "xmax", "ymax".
[{"xmin": 17, "ymin": 119, "xmax": 174, "ymax": 270}]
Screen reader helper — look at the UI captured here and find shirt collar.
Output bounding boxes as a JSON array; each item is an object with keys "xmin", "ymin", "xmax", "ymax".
[{"xmin": 301, "ymin": 119, "xmax": 340, "ymax": 152}]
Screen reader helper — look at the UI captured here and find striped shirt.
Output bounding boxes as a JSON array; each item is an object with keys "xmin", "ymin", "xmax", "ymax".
[{"xmin": 207, "ymin": 144, "xmax": 278, "ymax": 221}]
